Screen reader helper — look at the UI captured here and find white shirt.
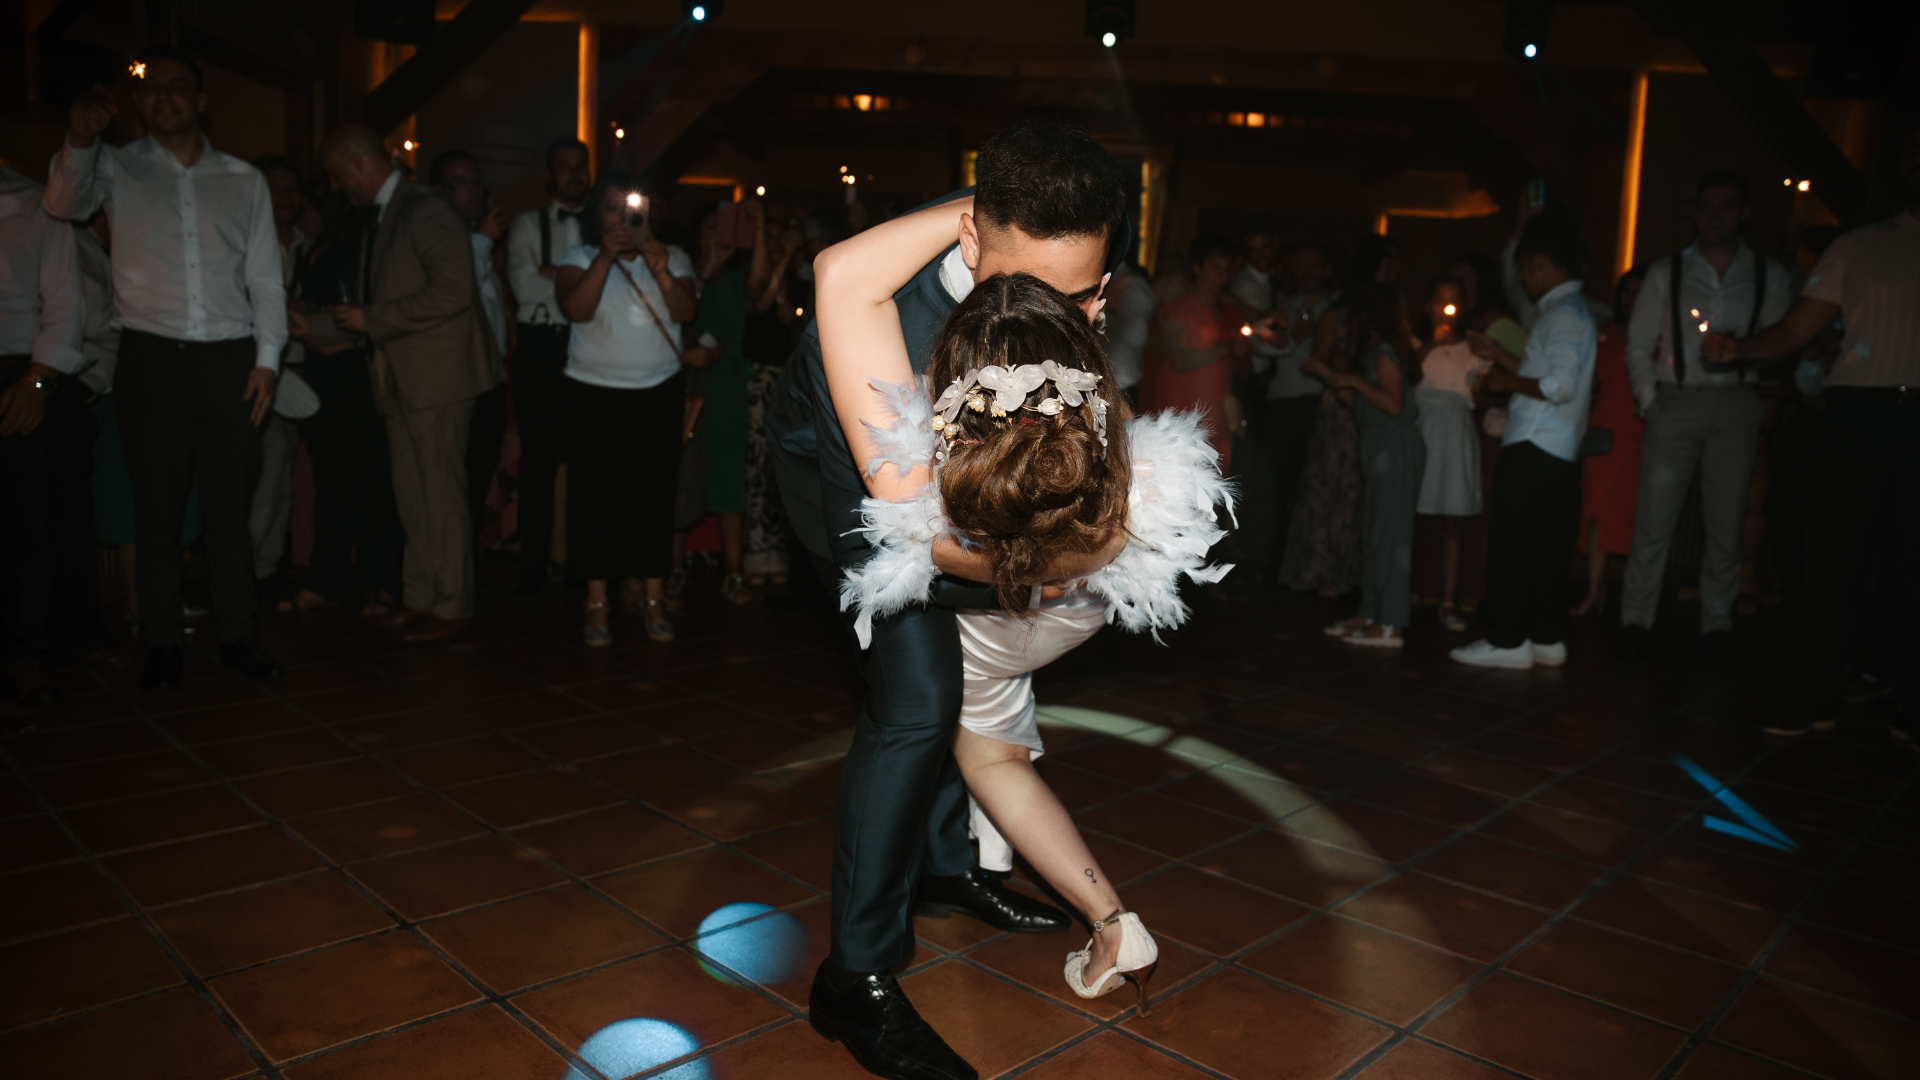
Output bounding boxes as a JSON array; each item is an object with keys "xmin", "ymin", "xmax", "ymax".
[
  {"xmin": 1801, "ymin": 212, "xmax": 1920, "ymax": 388},
  {"xmin": 0, "ymin": 168, "xmax": 85, "ymax": 374},
  {"xmin": 1503, "ymin": 279, "xmax": 1596, "ymax": 462},
  {"xmin": 1625, "ymin": 241, "xmax": 1792, "ymax": 408},
  {"xmin": 44, "ymin": 135, "xmax": 286, "ymax": 370},
  {"xmin": 558, "ymin": 243, "xmax": 696, "ymax": 390},
  {"xmin": 938, "ymin": 244, "xmax": 974, "ymax": 304},
  {"xmin": 471, "ymin": 232, "xmax": 506, "ymax": 356},
  {"xmin": 507, "ymin": 201, "xmax": 585, "ymax": 325}
]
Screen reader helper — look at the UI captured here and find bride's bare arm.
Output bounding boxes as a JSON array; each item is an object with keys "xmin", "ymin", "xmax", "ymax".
[{"xmin": 815, "ymin": 195, "xmax": 972, "ymax": 506}]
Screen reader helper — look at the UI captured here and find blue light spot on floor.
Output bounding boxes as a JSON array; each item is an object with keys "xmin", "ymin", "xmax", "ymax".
[
  {"xmin": 693, "ymin": 902, "xmax": 810, "ymax": 986},
  {"xmin": 565, "ymin": 1018, "xmax": 708, "ymax": 1080},
  {"xmin": 1670, "ymin": 753, "xmax": 1798, "ymax": 851}
]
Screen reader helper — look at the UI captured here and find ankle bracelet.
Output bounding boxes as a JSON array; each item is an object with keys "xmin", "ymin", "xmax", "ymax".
[{"xmin": 1090, "ymin": 909, "xmax": 1126, "ymax": 933}]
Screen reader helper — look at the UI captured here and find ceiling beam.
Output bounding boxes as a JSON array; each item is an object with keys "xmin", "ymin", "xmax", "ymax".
[
  {"xmin": 1636, "ymin": 2, "xmax": 1866, "ymax": 224},
  {"xmin": 32, "ymin": 0, "xmax": 100, "ymax": 38},
  {"xmin": 362, "ymin": 0, "xmax": 538, "ymax": 136}
]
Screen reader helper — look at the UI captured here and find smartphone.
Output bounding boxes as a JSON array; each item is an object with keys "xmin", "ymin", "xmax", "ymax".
[
  {"xmin": 624, "ymin": 192, "xmax": 649, "ymax": 239},
  {"xmin": 333, "ymin": 280, "xmax": 352, "ymax": 305},
  {"xmin": 1526, "ymin": 178, "xmax": 1546, "ymax": 212},
  {"xmin": 717, "ymin": 202, "xmax": 757, "ymax": 249}
]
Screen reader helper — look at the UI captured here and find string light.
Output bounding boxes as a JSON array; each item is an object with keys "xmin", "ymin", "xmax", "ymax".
[
  {"xmin": 615, "ymin": 128, "xmax": 625, "ymax": 139},
  {"xmin": 402, "ymin": 140, "xmax": 417, "ymax": 151},
  {"xmin": 130, "ymin": 62, "xmax": 146, "ymax": 78},
  {"xmin": 1443, "ymin": 304, "xmax": 1457, "ymax": 316},
  {"xmin": 755, "ymin": 185, "xmax": 766, "ymax": 196},
  {"xmin": 1797, "ymin": 180, "xmax": 1811, "ymax": 192}
]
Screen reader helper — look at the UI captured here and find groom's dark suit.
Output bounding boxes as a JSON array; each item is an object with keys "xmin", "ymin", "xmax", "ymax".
[{"xmin": 768, "ymin": 227, "xmax": 985, "ymax": 974}]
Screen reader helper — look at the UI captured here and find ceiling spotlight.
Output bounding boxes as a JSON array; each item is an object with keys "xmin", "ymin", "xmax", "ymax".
[
  {"xmin": 615, "ymin": 128, "xmax": 625, "ymax": 139},
  {"xmin": 755, "ymin": 185, "xmax": 766, "ymax": 196},
  {"xmin": 1086, "ymin": 1, "xmax": 1135, "ymax": 48},
  {"xmin": 402, "ymin": 140, "xmax": 416, "ymax": 151},
  {"xmin": 683, "ymin": 0, "xmax": 721, "ymax": 21},
  {"xmin": 1797, "ymin": 180, "xmax": 1811, "ymax": 192},
  {"xmin": 1783, "ymin": 177, "xmax": 1794, "ymax": 186},
  {"xmin": 1503, "ymin": 0, "xmax": 1553, "ymax": 63}
]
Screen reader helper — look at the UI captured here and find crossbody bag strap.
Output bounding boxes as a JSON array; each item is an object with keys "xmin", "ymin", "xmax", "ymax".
[
  {"xmin": 611, "ymin": 258, "xmax": 685, "ymax": 363},
  {"xmin": 539, "ymin": 207, "xmax": 553, "ymax": 267},
  {"xmin": 1668, "ymin": 251, "xmax": 1687, "ymax": 385}
]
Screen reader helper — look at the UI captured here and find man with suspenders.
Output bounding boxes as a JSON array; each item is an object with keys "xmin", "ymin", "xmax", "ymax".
[
  {"xmin": 505, "ymin": 137, "xmax": 593, "ymax": 593},
  {"xmin": 1618, "ymin": 170, "xmax": 1791, "ymax": 661}
]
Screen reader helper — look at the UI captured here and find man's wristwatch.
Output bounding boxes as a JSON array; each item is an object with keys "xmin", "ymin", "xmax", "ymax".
[{"xmin": 29, "ymin": 372, "xmax": 57, "ymax": 394}]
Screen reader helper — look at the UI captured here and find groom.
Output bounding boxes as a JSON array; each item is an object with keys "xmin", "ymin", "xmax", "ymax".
[{"xmin": 768, "ymin": 121, "xmax": 1131, "ymax": 1080}]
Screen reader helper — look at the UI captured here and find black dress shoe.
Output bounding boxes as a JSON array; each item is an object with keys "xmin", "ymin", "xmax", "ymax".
[
  {"xmin": 1617, "ymin": 624, "xmax": 1653, "ymax": 662},
  {"xmin": 140, "ymin": 645, "xmax": 184, "ymax": 690},
  {"xmin": 218, "ymin": 638, "xmax": 285, "ymax": 681},
  {"xmin": 808, "ymin": 962, "xmax": 976, "ymax": 1080},
  {"xmin": 915, "ymin": 867, "xmax": 1069, "ymax": 933}
]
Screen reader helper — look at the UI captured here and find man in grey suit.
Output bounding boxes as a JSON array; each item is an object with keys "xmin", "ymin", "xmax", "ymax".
[{"xmin": 318, "ymin": 125, "xmax": 502, "ymax": 642}]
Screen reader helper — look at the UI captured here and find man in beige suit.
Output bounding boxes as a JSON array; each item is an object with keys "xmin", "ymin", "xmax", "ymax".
[{"xmin": 318, "ymin": 125, "xmax": 502, "ymax": 641}]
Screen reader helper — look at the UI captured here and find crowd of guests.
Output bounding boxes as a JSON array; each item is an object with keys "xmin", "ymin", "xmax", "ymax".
[
  {"xmin": 1125, "ymin": 131, "xmax": 1918, "ymax": 742},
  {"xmin": 0, "ymin": 43, "xmax": 1913, "ymax": 745},
  {"xmin": 0, "ymin": 45, "xmax": 814, "ymax": 701}
]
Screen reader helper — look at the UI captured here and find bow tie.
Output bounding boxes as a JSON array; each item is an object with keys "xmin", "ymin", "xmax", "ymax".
[{"xmin": 556, "ymin": 208, "xmax": 585, "ymax": 222}]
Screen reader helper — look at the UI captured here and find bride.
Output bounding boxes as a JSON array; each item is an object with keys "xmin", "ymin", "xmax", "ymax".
[{"xmin": 816, "ymin": 195, "xmax": 1234, "ymax": 1014}]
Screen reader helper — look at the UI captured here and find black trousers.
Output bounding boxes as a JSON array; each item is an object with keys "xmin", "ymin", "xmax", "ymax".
[
  {"xmin": 115, "ymin": 331, "xmax": 262, "ymax": 646},
  {"xmin": 564, "ymin": 375, "xmax": 681, "ymax": 581},
  {"xmin": 1243, "ymin": 395, "xmax": 1321, "ymax": 573},
  {"xmin": 466, "ymin": 381, "xmax": 509, "ymax": 539},
  {"xmin": 303, "ymin": 349, "xmax": 403, "ymax": 602},
  {"xmin": 1482, "ymin": 439, "xmax": 1581, "ymax": 650},
  {"xmin": 512, "ymin": 324, "xmax": 570, "ymax": 576},
  {"xmin": 810, "ymin": 553, "xmax": 975, "ymax": 973},
  {"xmin": 0, "ymin": 364, "xmax": 100, "ymax": 665},
  {"xmin": 1799, "ymin": 389, "xmax": 1919, "ymax": 709}
]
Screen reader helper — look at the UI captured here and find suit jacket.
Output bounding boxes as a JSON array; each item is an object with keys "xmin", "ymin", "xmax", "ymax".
[{"xmin": 362, "ymin": 179, "xmax": 503, "ymax": 414}]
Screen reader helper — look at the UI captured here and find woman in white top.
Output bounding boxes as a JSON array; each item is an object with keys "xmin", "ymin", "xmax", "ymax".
[
  {"xmin": 1413, "ymin": 278, "xmax": 1489, "ymax": 631},
  {"xmin": 554, "ymin": 171, "xmax": 699, "ymax": 645}
]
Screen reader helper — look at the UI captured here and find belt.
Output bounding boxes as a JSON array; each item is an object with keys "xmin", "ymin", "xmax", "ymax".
[{"xmin": 1828, "ymin": 385, "xmax": 1919, "ymax": 406}]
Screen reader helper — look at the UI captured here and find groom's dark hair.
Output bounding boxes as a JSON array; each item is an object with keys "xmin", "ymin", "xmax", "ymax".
[{"xmin": 974, "ymin": 120, "xmax": 1127, "ymax": 259}]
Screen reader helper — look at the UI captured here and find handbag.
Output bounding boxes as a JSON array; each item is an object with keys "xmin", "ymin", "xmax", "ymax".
[{"xmin": 1578, "ymin": 426, "xmax": 1613, "ymax": 457}]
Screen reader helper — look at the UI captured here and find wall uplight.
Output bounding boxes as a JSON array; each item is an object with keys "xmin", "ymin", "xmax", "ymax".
[
  {"xmin": 1246, "ymin": 112, "xmax": 1266, "ymax": 128},
  {"xmin": 853, "ymin": 94, "xmax": 873, "ymax": 112}
]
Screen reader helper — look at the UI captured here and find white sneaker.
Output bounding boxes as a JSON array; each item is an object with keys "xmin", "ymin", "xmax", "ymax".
[
  {"xmin": 1530, "ymin": 641, "xmax": 1567, "ymax": 667},
  {"xmin": 1450, "ymin": 639, "xmax": 1535, "ymax": 670}
]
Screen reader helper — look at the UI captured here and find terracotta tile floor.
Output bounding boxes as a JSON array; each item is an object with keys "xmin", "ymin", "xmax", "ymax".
[{"xmin": 1, "ymin": 567, "xmax": 1915, "ymax": 1080}]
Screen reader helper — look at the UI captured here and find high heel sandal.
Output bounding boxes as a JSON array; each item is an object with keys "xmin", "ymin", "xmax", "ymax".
[
  {"xmin": 1065, "ymin": 910, "xmax": 1159, "ymax": 1015},
  {"xmin": 583, "ymin": 600, "xmax": 611, "ymax": 648},
  {"xmin": 1438, "ymin": 602, "xmax": 1467, "ymax": 632}
]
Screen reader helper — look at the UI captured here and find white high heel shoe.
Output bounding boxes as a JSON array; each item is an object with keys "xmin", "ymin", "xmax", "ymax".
[{"xmin": 1065, "ymin": 910, "xmax": 1159, "ymax": 1015}]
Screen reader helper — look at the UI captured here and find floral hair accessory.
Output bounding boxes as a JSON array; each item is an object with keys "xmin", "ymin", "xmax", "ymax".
[{"xmin": 930, "ymin": 361, "xmax": 1108, "ymax": 451}]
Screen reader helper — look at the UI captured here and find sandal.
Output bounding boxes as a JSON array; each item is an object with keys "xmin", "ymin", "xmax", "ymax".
[
  {"xmin": 643, "ymin": 599, "xmax": 675, "ymax": 643},
  {"xmin": 360, "ymin": 592, "xmax": 397, "ymax": 619},
  {"xmin": 1438, "ymin": 602, "xmax": 1467, "ymax": 632},
  {"xmin": 1065, "ymin": 910, "xmax": 1159, "ymax": 1016},
  {"xmin": 584, "ymin": 600, "xmax": 611, "ymax": 648},
  {"xmin": 1323, "ymin": 616, "xmax": 1367, "ymax": 638},
  {"xmin": 1346, "ymin": 623, "xmax": 1405, "ymax": 649},
  {"xmin": 721, "ymin": 573, "xmax": 752, "ymax": 606}
]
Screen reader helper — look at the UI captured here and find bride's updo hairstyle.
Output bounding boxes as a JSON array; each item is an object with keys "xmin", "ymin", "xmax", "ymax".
[{"xmin": 929, "ymin": 272, "xmax": 1130, "ymax": 615}]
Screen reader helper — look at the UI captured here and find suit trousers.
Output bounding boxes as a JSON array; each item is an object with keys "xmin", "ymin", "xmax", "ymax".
[
  {"xmin": 249, "ymin": 412, "xmax": 298, "ymax": 579},
  {"xmin": 1620, "ymin": 385, "xmax": 1764, "ymax": 633},
  {"xmin": 465, "ymin": 382, "xmax": 509, "ymax": 540},
  {"xmin": 0, "ymin": 363, "xmax": 95, "ymax": 665},
  {"xmin": 511, "ymin": 324, "xmax": 570, "ymax": 577},
  {"xmin": 385, "ymin": 397, "xmax": 476, "ymax": 620},
  {"xmin": 303, "ymin": 349, "xmax": 403, "ymax": 603},
  {"xmin": 1483, "ymin": 440, "xmax": 1581, "ymax": 650},
  {"xmin": 1243, "ymin": 395, "xmax": 1321, "ymax": 575},
  {"xmin": 811, "ymin": 553, "xmax": 975, "ymax": 973},
  {"xmin": 115, "ymin": 331, "xmax": 263, "ymax": 646},
  {"xmin": 1798, "ymin": 390, "xmax": 1919, "ymax": 709}
]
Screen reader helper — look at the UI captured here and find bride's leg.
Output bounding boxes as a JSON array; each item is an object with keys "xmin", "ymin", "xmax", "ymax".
[{"xmin": 953, "ymin": 726, "xmax": 1127, "ymax": 973}]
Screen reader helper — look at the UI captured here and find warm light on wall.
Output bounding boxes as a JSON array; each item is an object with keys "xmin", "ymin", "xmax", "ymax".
[
  {"xmin": 853, "ymin": 94, "xmax": 873, "ymax": 112},
  {"xmin": 1227, "ymin": 113, "xmax": 1246, "ymax": 127},
  {"xmin": 577, "ymin": 23, "xmax": 599, "ymax": 169},
  {"xmin": 1245, "ymin": 112, "xmax": 1266, "ymax": 128},
  {"xmin": 1373, "ymin": 212, "xmax": 1390, "ymax": 236},
  {"xmin": 1615, "ymin": 69, "xmax": 1649, "ymax": 281}
]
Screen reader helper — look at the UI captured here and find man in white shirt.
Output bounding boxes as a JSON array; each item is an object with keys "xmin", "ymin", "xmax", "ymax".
[
  {"xmin": 504, "ymin": 136, "xmax": 593, "ymax": 592},
  {"xmin": 1243, "ymin": 244, "xmax": 1335, "ymax": 577},
  {"xmin": 1705, "ymin": 123, "xmax": 1920, "ymax": 743},
  {"xmin": 429, "ymin": 149, "xmax": 512, "ymax": 542},
  {"xmin": 1453, "ymin": 218, "xmax": 1596, "ymax": 670},
  {"xmin": 1618, "ymin": 171, "xmax": 1792, "ymax": 662},
  {"xmin": 248, "ymin": 156, "xmax": 309, "ymax": 585},
  {"xmin": 1, "ymin": 165, "xmax": 88, "ymax": 706},
  {"xmin": 45, "ymin": 46, "xmax": 286, "ymax": 691}
]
